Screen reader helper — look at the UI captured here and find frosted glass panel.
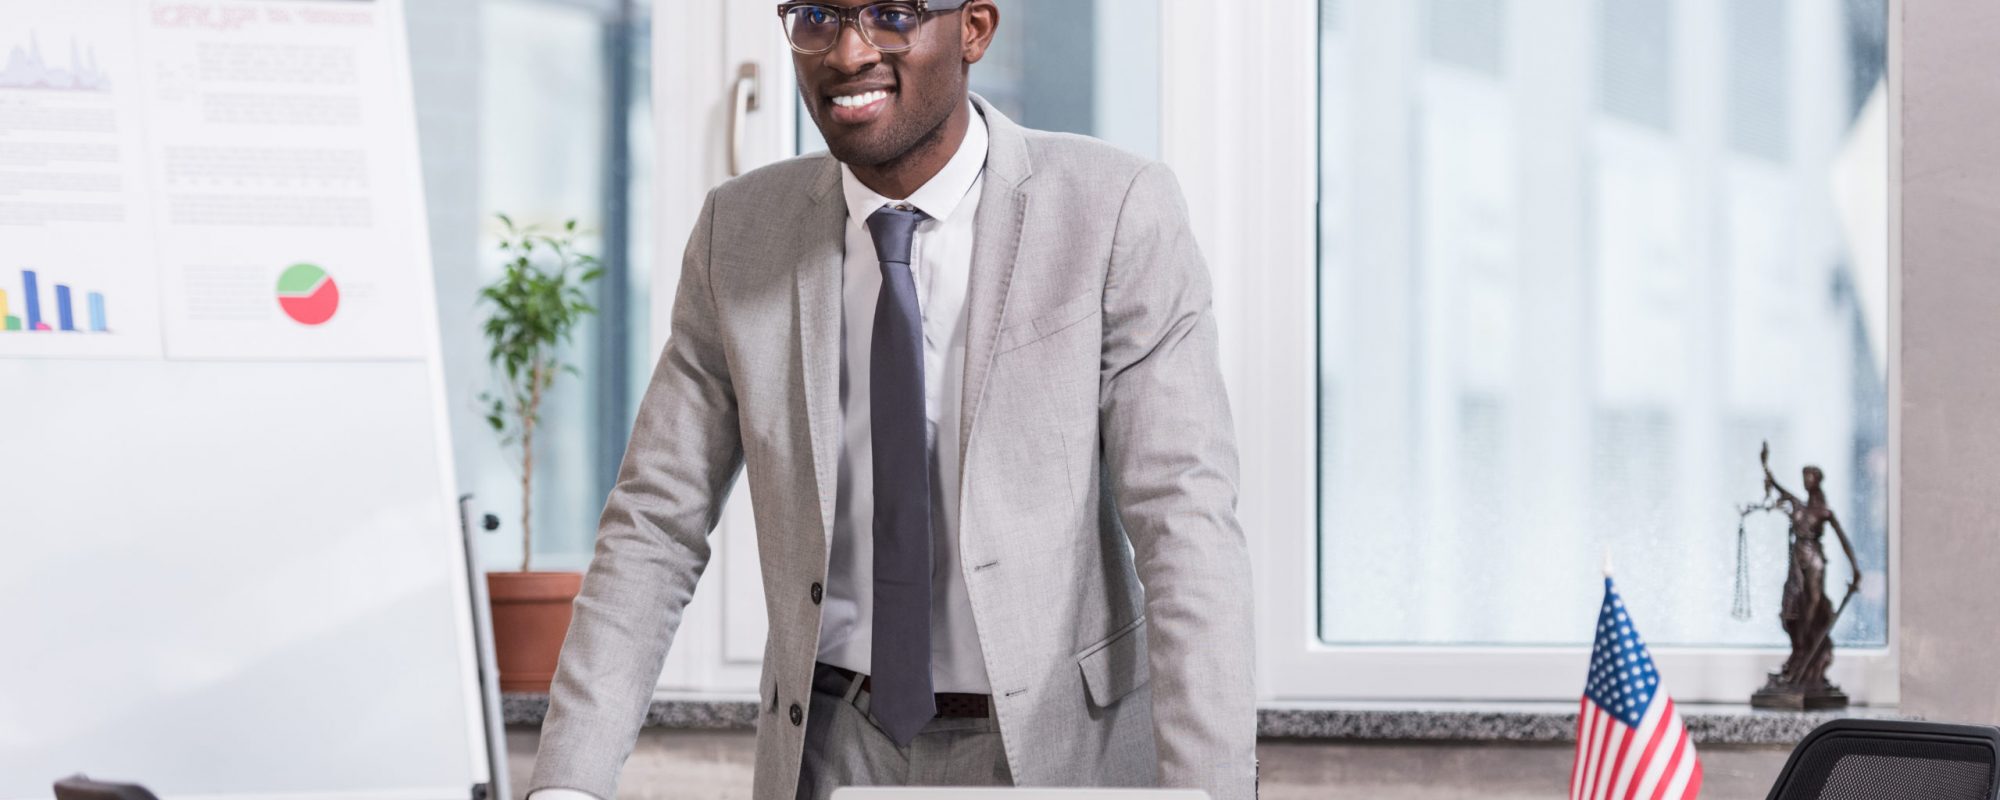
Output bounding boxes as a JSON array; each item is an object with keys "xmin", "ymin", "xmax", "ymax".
[{"xmin": 1316, "ymin": 0, "xmax": 1890, "ymax": 647}]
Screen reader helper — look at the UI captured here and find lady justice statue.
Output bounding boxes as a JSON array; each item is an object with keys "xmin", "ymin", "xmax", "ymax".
[{"xmin": 1738, "ymin": 442, "xmax": 1862, "ymax": 709}]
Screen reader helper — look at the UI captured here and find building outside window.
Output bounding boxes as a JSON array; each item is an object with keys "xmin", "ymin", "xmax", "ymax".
[{"xmin": 1316, "ymin": 0, "xmax": 1890, "ymax": 655}]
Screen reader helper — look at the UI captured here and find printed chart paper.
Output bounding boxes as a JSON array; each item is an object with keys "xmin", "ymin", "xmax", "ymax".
[
  {"xmin": 0, "ymin": 0, "xmax": 430, "ymax": 361},
  {"xmin": 0, "ymin": 0, "xmax": 163, "ymax": 358}
]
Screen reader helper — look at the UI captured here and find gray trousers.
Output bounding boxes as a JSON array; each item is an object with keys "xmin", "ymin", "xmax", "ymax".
[{"xmin": 795, "ymin": 673, "xmax": 1012, "ymax": 800}]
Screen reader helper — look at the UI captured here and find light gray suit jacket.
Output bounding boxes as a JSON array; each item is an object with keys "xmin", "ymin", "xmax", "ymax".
[{"xmin": 529, "ymin": 96, "xmax": 1255, "ymax": 800}]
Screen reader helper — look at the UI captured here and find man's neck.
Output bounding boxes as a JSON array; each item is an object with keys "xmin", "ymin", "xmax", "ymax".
[{"xmin": 847, "ymin": 99, "xmax": 971, "ymax": 200}]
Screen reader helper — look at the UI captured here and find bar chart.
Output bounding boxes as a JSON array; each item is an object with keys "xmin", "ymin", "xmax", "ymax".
[{"xmin": 2, "ymin": 269, "xmax": 111, "ymax": 334}]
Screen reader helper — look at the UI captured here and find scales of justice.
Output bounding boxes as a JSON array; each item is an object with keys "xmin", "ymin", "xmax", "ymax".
[{"xmin": 1732, "ymin": 442, "xmax": 1863, "ymax": 710}]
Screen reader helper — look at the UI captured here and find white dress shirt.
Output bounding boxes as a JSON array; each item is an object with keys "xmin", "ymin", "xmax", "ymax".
[
  {"xmin": 818, "ymin": 103, "xmax": 990, "ymax": 694},
  {"xmin": 528, "ymin": 106, "xmax": 989, "ymax": 800}
]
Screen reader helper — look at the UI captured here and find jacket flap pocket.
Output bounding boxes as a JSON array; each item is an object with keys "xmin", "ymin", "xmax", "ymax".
[
  {"xmin": 1077, "ymin": 615, "xmax": 1149, "ymax": 707},
  {"xmin": 997, "ymin": 290, "xmax": 1099, "ymax": 354}
]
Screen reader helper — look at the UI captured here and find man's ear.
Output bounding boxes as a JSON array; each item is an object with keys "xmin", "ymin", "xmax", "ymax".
[{"xmin": 961, "ymin": 0, "xmax": 998, "ymax": 65}]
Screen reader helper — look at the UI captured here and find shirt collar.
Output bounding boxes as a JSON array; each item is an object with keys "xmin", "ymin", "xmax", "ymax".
[{"xmin": 839, "ymin": 100, "xmax": 989, "ymax": 229}]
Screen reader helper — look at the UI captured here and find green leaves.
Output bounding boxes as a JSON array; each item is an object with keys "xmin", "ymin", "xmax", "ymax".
[
  {"xmin": 478, "ymin": 391, "xmax": 508, "ymax": 435},
  {"xmin": 480, "ymin": 214, "xmax": 604, "ymax": 448},
  {"xmin": 482, "ymin": 214, "xmax": 603, "ymax": 570}
]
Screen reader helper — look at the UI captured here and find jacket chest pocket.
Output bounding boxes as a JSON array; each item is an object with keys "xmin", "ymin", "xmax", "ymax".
[{"xmin": 995, "ymin": 290, "xmax": 1099, "ymax": 356}]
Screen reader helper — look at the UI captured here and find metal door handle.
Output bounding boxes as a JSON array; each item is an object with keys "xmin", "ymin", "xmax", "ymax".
[{"xmin": 728, "ymin": 62, "xmax": 762, "ymax": 177}]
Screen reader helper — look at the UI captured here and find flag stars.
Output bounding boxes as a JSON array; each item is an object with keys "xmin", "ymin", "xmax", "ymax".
[
  {"xmin": 1576, "ymin": 582, "xmax": 1702, "ymax": 798},
  {"xmin": 1582, "ymin": 586, "xmax": 1671, "ymax": 728}
]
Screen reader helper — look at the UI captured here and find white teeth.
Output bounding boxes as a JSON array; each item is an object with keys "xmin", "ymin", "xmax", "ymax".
[{"xmin": 832, "ymin": 90, "xmax": 889, "ymax": 109}]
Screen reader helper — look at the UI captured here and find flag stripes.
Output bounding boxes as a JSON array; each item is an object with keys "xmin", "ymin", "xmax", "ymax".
[{"xmin": 1571, "ymin": 577, "xmax": 1701, "ymax": 800}]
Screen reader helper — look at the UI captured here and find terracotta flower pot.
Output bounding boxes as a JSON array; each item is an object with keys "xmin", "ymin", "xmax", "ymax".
[{"xmin": 486, "ymin": 571, "xmax": 583, "ymax": 693}]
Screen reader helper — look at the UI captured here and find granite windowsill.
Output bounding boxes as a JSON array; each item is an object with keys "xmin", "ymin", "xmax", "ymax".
[{"xmin": 501, "ymin": 693, "xmax": 1900, "ymax": 746}]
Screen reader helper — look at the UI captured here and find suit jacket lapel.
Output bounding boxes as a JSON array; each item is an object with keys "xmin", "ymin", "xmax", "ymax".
[
  {"xmin": 797, "ymin": 157, "xmax": 847, "ymax": 546},
  {"xmin": 793, "ymin": 96, "xmax": 1034, "ymax": 538},
  {"xmin": 958, "ymin": 96, "xmax": 1034, "ymax": 488}
]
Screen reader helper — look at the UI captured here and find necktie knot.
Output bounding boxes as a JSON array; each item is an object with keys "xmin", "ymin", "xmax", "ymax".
[{"xmin": 866, "ymin": 205, "xmax": 926, "ymax": 267}]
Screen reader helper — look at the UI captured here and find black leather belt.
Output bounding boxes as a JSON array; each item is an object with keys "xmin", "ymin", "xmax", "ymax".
[{"xmin": 813, "ymin": 662, "xmax": 993, "ymax": 719}]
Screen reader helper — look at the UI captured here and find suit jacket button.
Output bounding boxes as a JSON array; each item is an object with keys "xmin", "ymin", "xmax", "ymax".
[
  {"xmin": 789, "ymin": 702, "xmax": 804, "ymax": 726},
  {"xmin": 810, "ymin": 582, "xmax": 823, "ymax": 605}
]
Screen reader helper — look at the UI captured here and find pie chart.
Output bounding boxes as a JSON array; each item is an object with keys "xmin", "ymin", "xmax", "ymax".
[{"xmin": 276, "ymin": 263, "xmax": 339, "ymax": 326}]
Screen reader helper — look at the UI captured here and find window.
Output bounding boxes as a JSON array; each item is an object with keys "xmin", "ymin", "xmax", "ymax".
[
  {"xmin": 1316, "ymin": 0, "xmax": 1890, "ymax": 665},
  {"xmin": 410, "ymin": 0, "xmax": 654, "ymax": 571}
]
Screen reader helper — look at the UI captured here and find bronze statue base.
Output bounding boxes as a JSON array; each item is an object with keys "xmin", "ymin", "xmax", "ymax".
[{"xmin": 1751, "ymin": 677, "xmax": 1849, "ymax": 710}]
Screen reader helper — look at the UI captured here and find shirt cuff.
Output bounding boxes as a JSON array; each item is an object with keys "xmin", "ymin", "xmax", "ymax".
[{"xmin": 527, "ymin": 790, "xmax": 602, "ymax": 800}]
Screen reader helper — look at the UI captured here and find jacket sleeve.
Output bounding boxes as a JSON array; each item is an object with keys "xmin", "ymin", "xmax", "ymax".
[
  {"xmin": 527, "ymin": 189, "xmax": 744, "ymax": 800},
  {"xmin": 1098, "ymin": 161, "xmax": 1258, "ymax": 800}
]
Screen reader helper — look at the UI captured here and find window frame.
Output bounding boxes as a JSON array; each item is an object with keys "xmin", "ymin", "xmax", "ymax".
[{"xmin": 1167, "ymin": 0, "xmax": 1902, "ymax": 704}]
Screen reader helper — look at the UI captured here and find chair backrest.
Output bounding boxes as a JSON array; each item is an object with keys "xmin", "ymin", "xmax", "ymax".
[
  {"xmin": 1767, "ymin": 719, "xmax": 2000, "ymax": 800},
  {"xmin": 51, "ymin": 775, "xmax": 160, "ymax": 800}
]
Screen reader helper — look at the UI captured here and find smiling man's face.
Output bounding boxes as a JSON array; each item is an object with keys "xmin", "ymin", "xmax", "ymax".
[{"xmin": 792, "ymin": 1, "xmax": 991, "ymax": 169}]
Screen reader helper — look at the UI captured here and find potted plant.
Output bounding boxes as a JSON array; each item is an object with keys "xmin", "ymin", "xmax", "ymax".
[{"xmin": 479, "ymin": 214, "xmax": 601, "ymax": 693}]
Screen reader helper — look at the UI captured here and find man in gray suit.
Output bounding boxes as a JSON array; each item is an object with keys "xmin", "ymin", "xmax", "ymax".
[{"xmin": 528, "ymin": 2, "xmax": 1254, "ymax": 798}]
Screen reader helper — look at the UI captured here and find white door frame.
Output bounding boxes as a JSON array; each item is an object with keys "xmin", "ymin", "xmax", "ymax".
[{"xmin": 649, "ymin": 0, "xmax": 798, "ymax": 696}]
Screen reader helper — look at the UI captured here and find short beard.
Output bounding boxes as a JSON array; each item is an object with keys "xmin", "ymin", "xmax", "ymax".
[{"xmin": 818, "ymin": 85, "xmax": 960, "ymax": 169}]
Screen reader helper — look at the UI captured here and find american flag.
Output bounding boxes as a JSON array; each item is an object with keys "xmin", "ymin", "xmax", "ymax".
[{"xmin": 1570, "ymin": 577, "xmax": 1703, "ymax": 800}]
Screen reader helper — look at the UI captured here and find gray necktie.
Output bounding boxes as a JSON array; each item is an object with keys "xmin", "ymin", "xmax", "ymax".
[{"xmin": 866, "ymin": 204, "xmax": 934, "ymax": 746}]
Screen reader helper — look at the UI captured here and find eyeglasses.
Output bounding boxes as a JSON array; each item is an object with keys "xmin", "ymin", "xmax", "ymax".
[{"xmin": 776, "ymin": 1, "xmax": 967, "ymax": 55}]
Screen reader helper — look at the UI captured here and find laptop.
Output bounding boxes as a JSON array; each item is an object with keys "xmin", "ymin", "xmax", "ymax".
[{"xmin": 832, "ymin": 790, "xmax": 1210, "ymax": 799}]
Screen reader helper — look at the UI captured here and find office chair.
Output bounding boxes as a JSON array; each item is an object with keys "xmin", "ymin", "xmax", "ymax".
[
  {"xmin": 51, "ymin": 775, "xmax": 159, "ymax": 800},
  {"xmin": 1766, "ymin": 718, "xmax": 2000, "ymax": 800}
]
